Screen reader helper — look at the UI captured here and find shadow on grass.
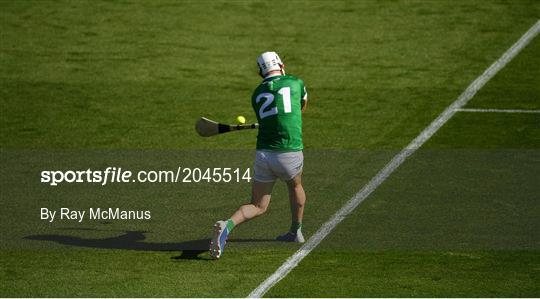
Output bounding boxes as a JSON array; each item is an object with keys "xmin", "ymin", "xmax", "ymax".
[{"xmin": 24, "ymin": 230, "xmax": 278, "ymax": 260}]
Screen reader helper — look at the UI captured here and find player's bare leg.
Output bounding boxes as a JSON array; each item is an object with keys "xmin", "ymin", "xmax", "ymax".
[
  {"xmin": 230, "ymin": 180, "xmax": 274, "ymax": 224},
  {"xmin": 277, "ymin": 173, "xmax": 306, "ymax": 243},
  {"xmin": 287, "ymin": 173, "xmax": 306, "ymax": 225},
  {"xmin": 210, "ymin": 180, "xmax": 274, "ymax": 259}
]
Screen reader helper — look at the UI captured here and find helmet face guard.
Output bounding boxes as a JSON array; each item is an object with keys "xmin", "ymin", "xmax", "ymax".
[{"xmin": 257, "ymin": 52, "xmax": 283, "ymax": 76}]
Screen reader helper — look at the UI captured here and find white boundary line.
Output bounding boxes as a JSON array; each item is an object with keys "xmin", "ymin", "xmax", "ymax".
[
  {"xmin": 247, "ymin": 20, "xmax": 540, "ymax": 298},
  {"xmin": 456, "ymin": 108, "xmax": 540, "ymax": 113}
]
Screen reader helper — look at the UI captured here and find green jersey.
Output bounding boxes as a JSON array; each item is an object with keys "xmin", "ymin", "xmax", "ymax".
[{"xmin": 251, "ymin": 74, "xmax": 307, "ymax": 151}]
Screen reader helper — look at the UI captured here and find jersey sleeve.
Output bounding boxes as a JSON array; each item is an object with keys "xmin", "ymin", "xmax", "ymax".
[{"xmin": 300, "ymin": 80, "xmax": 308, "ymax": 101}]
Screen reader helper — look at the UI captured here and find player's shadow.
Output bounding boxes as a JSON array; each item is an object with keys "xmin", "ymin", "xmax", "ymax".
[
  {"xmin": 25, "ymin": 231, "xmax": 211, "ymax": 260},
  {"xmin": 24, "ymin": 230, "xmax": 277, "ymax": 260}
]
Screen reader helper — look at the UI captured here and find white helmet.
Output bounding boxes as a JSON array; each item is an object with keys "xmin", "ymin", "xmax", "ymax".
[{"xmin": 257, "ymin": 51, "xmax": 283, "ymax": 76}]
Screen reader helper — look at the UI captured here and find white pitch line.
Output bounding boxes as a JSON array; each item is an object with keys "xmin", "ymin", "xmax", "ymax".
[
  {"xmin": 247, "ymin": 20, "xmax": 540, "ymax": 298},
  {"xmin": 456, "ymin": 108, "xmax": 540, "ymax": 113}
]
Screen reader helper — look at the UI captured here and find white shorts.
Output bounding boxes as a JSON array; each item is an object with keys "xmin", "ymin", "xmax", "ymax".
[{"xmin": 253, "ymin": 150, "xmax": 304, "ymax": 182}]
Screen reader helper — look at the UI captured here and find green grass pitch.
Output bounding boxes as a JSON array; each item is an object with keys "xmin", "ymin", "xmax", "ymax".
[{"xmin": 1, "ymin": 0, "xmax": 539, "ymax": 297}]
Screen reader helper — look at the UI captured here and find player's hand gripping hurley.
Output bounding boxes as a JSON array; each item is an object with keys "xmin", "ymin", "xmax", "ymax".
[{"xmin": 195, "ymin": 117, "xmax": 258, "ymax": 137}]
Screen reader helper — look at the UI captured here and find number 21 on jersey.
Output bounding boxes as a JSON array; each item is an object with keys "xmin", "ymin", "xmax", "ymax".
[{"xmin": 255, "ymin": 87, "xmax": 291, "ymax": 119}]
